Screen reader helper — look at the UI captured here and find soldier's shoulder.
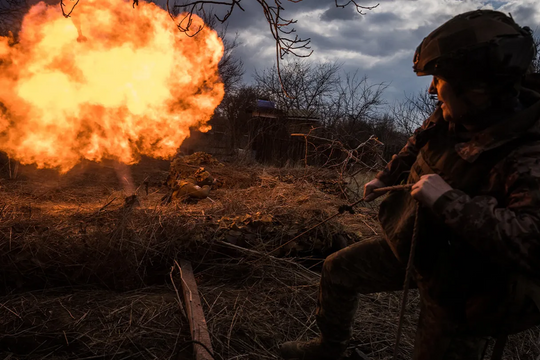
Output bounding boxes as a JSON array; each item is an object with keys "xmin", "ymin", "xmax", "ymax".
[
  {"xmin": 178, "ymin": 179, "xmax": 196, "ymax": 186},
  {"xmin": 505, "ymin": 140, "xmax": 540, "ymax": 177}
]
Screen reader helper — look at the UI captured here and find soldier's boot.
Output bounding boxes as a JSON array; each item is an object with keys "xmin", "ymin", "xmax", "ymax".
[{"xmin": 279, "ymin": 337, "xmax": 347, "ymax": 360}]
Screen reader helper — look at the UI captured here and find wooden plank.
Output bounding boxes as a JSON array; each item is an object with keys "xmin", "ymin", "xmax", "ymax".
[{"xmin": 178, "ymin": 259, "xmax": 214, "ymax": 360}]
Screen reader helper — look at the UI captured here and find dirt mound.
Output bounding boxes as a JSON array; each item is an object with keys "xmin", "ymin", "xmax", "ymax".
[
  {"xmin": 181, "ymin": 152, "xmax": 223, "ymax": 166},
  {"xmin": 0, "ymin": 163, "xmax": 366, "ymax": 291}
]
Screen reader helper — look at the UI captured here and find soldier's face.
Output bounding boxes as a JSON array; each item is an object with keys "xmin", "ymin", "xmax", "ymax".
[{"xmin": 429, "ymin": 76, "xmax": 469, "ymax": 123}]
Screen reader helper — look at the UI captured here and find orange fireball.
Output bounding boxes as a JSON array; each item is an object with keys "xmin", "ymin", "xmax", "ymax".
[{"xmin": 0, "ymin": 0, "xmax": 224, "ymax": 172}]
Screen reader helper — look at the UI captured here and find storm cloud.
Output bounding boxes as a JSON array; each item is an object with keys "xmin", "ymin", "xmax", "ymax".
[{"xmin": 180, "ymin": 0, "xmax": 540, "ymax": 103}]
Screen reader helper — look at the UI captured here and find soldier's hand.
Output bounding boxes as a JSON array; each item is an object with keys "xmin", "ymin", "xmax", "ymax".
[
  {"xmin": 411, "ymin": 174, "xmax": 452, "ymax": 208},
  {"xmin": 363, "ymin": 178, "xmax": 387, "ymax": 202}
]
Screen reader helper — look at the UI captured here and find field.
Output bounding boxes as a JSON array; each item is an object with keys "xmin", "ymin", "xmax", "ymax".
[{"xmin": 0, "ymin": 155, "xmax": 538, "ymax": 360}]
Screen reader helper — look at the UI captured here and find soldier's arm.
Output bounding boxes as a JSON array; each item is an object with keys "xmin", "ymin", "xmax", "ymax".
[
  {"xmin": 186, "ymin": 184, "xmax": 212, "ymax": 199},
  {"xmin": 376, "ymin": 108, "xmax": 440, "ymax": 186},
  {"xmin": 432, "ymin": 145, "xmax": 540, "ymax": 273}
]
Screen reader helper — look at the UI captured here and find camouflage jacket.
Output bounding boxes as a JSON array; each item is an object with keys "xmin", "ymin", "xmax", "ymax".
[
  {"xmin": 172, "ymin": 180, "xmax": 211, "ymax": 200},
  {"xmin": 376, "ymin": 85, "xmax": 540, "ymax": 315}
]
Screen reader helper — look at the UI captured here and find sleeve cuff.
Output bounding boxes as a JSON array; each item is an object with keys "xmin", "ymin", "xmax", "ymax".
[{"xmin": 432, "ymin": 189, "xmax": 466, "ymax": 217}]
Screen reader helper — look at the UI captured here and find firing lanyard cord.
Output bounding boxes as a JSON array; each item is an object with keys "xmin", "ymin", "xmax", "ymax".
[
  {"xmin": 264, "ymin": 184, "xmax": 417, "ymax": 357},
  {"xmin": 392, "ymin": 201, "xmax": 421, "ymax": 360}
]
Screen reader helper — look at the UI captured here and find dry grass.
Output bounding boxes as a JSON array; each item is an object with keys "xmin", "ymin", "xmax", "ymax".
[
  {"xmin": 0, "ymin": 287, "xmax": 190, "ymax": 359},
  {"xmin": 0, "ymin": 157, "xmax": 538, "ymax": 359},
  {"xmin": 193, "ymin": 245, "xmax": 417, "ymax": 360}
]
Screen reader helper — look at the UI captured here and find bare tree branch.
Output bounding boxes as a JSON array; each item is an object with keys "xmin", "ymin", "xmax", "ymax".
[
  {"xmin": 391, "ymin": 88, "xmax": 436, "ymax": 136},
  {"xmin": 531, "ymin": 28, "xmax": 540, "ymax": 73},
  {"xmin": 197, "ymin": 14, "xmax": 245, "ymax": 92},
  {"xmin": 255, "ymin": 60, "xmax": 341, "ymax": 116},
  {"xmin": 0, "ymin": 0, "xmax": 28, "ymax": 36},
  {"xmin": 334, "ymin": 0, "xmax": 378, "ymax": 15},
  {"xmin": 171, "ymin": 0, "xmax": 377, "ymax": 94},
  {"xmin": 60, "ymin": 0, "xmax": 81, "ymax": 18}
]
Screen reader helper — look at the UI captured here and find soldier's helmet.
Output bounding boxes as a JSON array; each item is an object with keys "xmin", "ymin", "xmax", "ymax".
[
  {"xmin": 413, "ymin": 10, "xmax": 535, "ymax": 85},
  {"xmin": 194, "ymin": 167, "xmax": 214, "ymax": 186}
]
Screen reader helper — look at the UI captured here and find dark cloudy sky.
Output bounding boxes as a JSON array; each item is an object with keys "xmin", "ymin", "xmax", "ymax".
[
  {"xmin": 200, "ymin": 0, "xmax": 540, "ymax": 103},
  {"xmin": 7, "ymin": 0, "xmax": 538, "ymax": 104}
]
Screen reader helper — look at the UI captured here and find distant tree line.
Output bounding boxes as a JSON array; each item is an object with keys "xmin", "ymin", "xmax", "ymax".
[
  {"xmin": 209, "ymin": 29, "xmax": 540, "ymax": 163},
  {"xmin": 211, "ymin": 59, "xmax": 435, "ymax": 160}
]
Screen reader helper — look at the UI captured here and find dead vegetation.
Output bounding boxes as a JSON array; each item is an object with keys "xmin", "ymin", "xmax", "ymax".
[{"xmin": 0, "ymin": 156, "xmax": 538, "ymax": 359}]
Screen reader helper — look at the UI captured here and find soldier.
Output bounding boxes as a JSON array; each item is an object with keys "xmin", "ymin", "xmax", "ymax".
[
  {"xmin": 281, "ymin": 10, "xmax": 540, "ymax": 360},
  {"xmin": 162, "ymin": 167, "xmax": 218, "ymax": 203}
]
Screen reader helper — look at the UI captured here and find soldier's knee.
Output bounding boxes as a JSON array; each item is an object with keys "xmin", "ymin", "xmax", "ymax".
[
  {"xmin": 322, "ymin": 257, "xmax": 333, "ymax": 279},
  {"xmin": 322, "ymin": 250, "xmax": 345, "ymax": 278}
]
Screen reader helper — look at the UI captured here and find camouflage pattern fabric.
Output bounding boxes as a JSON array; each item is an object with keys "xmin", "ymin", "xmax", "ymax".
[
  {"xmin": 192, "ymin": 167, "xmax": 215, "ymax": 187},
  {"xmin": 315, "ymin": 83, "xmax": 540, "ymax": 359},
  {"xmin": 377, "ymin": 85, "xmax": 540, "ymax": 354},
  {"xmin": 317, "ymin": 237, "xmax": 491, "ymax": 360},
  {"xmin": 162, "ymin": 168, "xmax": 215, "ymax": 203},
  {"xmin": 172, "ymin": 179, "xmax": 212, "ymax": 200},
  {"xmin": 378, "ymin": 87, "xmax": 540, "ymax": 276},
  {"xmin": 317, "ymin": 237, "xmax": 407, "ymax": 345}
]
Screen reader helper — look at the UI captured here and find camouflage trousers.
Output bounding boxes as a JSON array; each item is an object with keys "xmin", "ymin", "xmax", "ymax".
[{"xmin": 316, "ymin": 237, "xmax": 487, "ymax": 360}]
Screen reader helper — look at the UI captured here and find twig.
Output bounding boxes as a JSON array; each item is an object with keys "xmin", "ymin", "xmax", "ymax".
[
  {"xmin": 58, "ymin": 300, "xmax": 76, "ymax": 320},
  {"xmin": 0, "ymin": 301, "xmax": 22, "ymax": 320},
  {"xmin": 98, "ymin": 197, "xmax": 117, "ymax": 214},
  {"xmin": 170, "ymin": 265, "xmax": 188, "ymax": 318},
  {"xmin": 60, "ymin": 0, "xmax": 81, "ymax": 18}
]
